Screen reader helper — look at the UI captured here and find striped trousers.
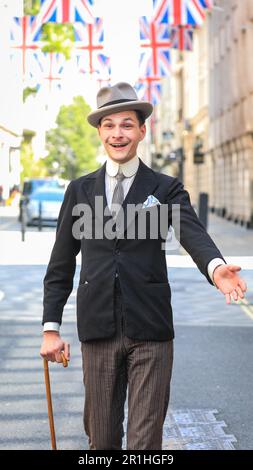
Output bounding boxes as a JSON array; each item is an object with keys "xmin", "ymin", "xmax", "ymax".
[{"xmin": 81, "ymin": 277, "xmax": 173, "ymax": 450}]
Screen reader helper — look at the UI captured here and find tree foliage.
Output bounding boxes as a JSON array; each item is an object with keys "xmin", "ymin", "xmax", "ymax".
[
  {"xmin": 24, "ymin": 2, "xmax": 75, "ymax": 60},
  {"xmin": 24, "ymin": 0, "xmax": 41, "ymax": 16},
  {"xmin": 41, "ymin": 23, "xmax": 75, "ymax": 60},
  {"xmin": 21, "ymin": 136, "xmax": 47, "ymax": 182},
  {"xmin": 45, "ymin": 96, "xmax": 100, "ymax": 180},
  {"xmin": 23, "ymin": 86, "xmax": 38, "ymax": 102}
]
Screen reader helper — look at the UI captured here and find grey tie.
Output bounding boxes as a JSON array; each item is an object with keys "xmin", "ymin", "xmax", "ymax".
[{"xmin": 111, "ymin": 172, "xmax": 125, "ymax": 220}]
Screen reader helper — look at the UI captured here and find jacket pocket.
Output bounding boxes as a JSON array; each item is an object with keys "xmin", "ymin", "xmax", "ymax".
[{"xmin": 77, "ymin": 283, "xmax": 90, "ymax": 315}]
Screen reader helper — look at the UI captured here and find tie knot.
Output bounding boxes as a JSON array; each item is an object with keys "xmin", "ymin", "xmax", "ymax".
[{"xmin": 116, "ymin": 172, "xmax": 125, "ymax": 182}]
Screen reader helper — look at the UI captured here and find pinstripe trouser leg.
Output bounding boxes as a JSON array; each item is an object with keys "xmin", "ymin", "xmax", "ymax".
[{"xmin": 81, "ymin": 280, "xmax": 173, "ymax": 450}]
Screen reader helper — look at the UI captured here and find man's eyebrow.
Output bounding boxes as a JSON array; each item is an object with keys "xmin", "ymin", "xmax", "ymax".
[{"xmin": 101, "ymin": 117, "xmax": 135, "ymax": 124}]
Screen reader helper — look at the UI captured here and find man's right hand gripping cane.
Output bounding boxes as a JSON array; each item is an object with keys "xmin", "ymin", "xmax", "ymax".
[{"xmin": 40, "ymin": 331, "xmax": 70, "ymax": 364}]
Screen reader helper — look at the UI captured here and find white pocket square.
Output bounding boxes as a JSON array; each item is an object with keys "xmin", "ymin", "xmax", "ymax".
[{"xmin": 142, "ymin": 195, "xmax": 161, "ymax": 209}]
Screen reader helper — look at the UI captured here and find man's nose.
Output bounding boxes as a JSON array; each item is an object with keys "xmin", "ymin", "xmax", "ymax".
[{"xmin": 112, "ymin": 126, "xmax": 124, "ymax": 138}]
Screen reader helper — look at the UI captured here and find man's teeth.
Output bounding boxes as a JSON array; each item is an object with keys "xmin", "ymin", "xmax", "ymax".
[{"xmin": 111, "ymin": 143, "xmax": 128, "ymax": 147}]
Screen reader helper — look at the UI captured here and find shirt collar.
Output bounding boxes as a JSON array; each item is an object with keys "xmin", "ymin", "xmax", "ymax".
[{"xmin": 106, "ymin": 155, "xmax": 139, "ymax": 178}]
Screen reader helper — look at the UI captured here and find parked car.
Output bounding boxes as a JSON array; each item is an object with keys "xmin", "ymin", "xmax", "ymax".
[
  {"xmin": 24, "ymin": 187, "xmax": 65, "ymax": 226},
  {"xmin": 19, "ymin": 178, "xmax": 64, "ymax": 221},
  {"xmin": 22, "ymin": 178, "xmax": 63, "ymax": 196}
]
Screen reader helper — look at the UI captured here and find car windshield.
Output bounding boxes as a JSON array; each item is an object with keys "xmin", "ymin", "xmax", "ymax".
[
  {"xmin": 23, "ymin": 179, "xmax": 62, "ymax": 195},
  {"xmin": 31, "ymin": 190, "xmax": 64, "ymax": 202}
]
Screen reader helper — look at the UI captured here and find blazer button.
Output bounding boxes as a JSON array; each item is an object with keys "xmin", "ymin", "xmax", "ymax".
[{"xmin": 115, "ymin": 249, "xmax": 120, "ymax": 255}]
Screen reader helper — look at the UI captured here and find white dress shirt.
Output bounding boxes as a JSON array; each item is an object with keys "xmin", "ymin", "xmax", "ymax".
[
  {"xmin": 105, "ymin": 154, "xmax": 139, "ymax": 209},
  {"xmin": 43, "ymin": 157, "xmax": 224, "ymax": 332}
]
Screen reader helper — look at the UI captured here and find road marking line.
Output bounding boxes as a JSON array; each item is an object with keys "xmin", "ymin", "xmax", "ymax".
[{"xmin": 238, "ymin": 298, "xmax": 253, "ymax": 321}]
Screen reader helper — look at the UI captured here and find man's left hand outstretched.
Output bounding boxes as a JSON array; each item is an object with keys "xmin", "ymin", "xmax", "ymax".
[{"xmin": 213, "ymin": 264, "xmax": 247, "ymax": 304}]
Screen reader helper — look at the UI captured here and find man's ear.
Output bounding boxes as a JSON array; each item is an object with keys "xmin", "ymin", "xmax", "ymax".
[{"xmin": 140, "ymin": 124, "xmax": 146, "ymax": 141}]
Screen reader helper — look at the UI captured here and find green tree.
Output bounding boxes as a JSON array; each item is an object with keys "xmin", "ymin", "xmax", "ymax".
[
  {"xmin": 24, "ymin": 1, "xmax": 75, "ymax": 60},
  {"xmin": 21, "ymin": 131, "xmax": 47, "ymax": 182},
  {"xmin": 45, "ymin": 96, "xmax": 100, "ymax": 179},
  {"xmin": 23, "ymin": 86, "xmax": 38, "ymax": 102},
  {"xmin": 41, "ymin": 23, "xmax": 75, "ymax": 60},
  {"xmin": 24, "ymin": 0, "xmax": 41, "ymax": 16}
]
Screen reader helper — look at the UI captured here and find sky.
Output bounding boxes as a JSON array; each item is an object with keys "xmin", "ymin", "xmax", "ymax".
[{"xmin": 94, "ymin": 0, "xmax": 153, "ymax": 84}]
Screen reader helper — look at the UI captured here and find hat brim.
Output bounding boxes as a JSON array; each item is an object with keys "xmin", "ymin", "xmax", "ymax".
[{"xmin": 87, "ymin": 100, "xmax": 153, "ymax": 127}]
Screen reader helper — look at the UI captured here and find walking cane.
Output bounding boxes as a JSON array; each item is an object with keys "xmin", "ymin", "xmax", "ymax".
[{"xmin": 43, "ymin": 352, "xmax": 68, "ymax": 450}]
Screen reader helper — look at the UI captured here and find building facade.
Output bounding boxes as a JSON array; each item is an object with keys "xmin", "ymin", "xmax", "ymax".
[
  {"xmin": 208, "ymin": 0, "xmax": 253, "ymax": 227},
  {"xmin": 0, "ymin": 1, "xmax": 23, "ymax": 200},
  {"xmin": 156, "ymin": 0, "xmax": 253, "ymax": 228}
]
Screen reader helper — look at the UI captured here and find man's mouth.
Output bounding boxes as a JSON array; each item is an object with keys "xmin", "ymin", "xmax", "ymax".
[{"xmin": 109, "ymin": 143, "xmax": 129, "ymax": 149}]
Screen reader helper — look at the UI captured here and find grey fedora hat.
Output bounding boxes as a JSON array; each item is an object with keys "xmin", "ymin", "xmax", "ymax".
[{"xmin": 87, "ymin": 82, "xmax": 153, "ymax": 128}]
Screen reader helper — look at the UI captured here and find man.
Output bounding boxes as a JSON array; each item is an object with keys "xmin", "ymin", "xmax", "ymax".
[{"xmin": 40, "ymin": 82, "xmax": 247, "ymax": 450}]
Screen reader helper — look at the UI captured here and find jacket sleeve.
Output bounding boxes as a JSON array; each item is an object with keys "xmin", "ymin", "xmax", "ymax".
[
  {"xmin": 167, "ymin": 178, "xmax": 226, "ymax": 284},
  {"xmin": 42, "ymin": 181, "xmax": 81, "ymax": 325}
]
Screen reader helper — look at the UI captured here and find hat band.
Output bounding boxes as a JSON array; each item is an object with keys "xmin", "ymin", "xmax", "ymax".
[{"xmin": 99, "ymin": 98, "xmax": 137, "ymax": 109}]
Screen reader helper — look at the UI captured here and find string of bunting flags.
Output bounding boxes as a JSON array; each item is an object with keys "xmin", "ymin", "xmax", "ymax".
[{"xmin": 10, "ymin": 0, "xmax": 214, "ymax": 105}]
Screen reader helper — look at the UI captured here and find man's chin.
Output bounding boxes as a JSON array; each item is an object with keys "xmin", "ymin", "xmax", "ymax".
[{"xmin": 108, "ymin": 152, "xmax": 134, "ymax": 163}]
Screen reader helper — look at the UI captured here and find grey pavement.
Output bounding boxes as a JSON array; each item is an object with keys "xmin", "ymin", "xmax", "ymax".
[
  {"xmin": 0, "ymin": 208, "xmax": 253, "ymax": 450},
  {"xmin": 206, "ymin": 212, "xmax": 253, "ymax": 256}
]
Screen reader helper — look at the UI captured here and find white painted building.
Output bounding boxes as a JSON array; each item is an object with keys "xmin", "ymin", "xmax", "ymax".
[{"xmin": 0, "ymin": 0, "xmax": 23, "ymax": 200}]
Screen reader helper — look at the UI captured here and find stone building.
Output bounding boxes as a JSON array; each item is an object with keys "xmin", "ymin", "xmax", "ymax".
[
  {"xmin": 208, "ymin": 0, "xmax": 253, "ymax": 227},
  {"xmin": 156, "ymin": 0, "xmax": 253, "ymax": 228}
]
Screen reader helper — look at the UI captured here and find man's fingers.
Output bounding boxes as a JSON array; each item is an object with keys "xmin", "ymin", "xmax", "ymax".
[
  {"xmin": 225, "ymin": 293, "xmax": 231, "ymax": 304},
  {"xmin": 232, "ymin": 290, "xmax": 238, "ymax": 301},
  {"xmin": 40, "ymin": 350, "xmax": 55, "ymax": 362},
  {"xmin": 41, "ymin": 348, "xmax": 62, "ymax": 363},
  {"xmin": 43, "ymin": 354, "xmax": 56, "ymax": 362},
  {"xmin": 55, "ymin": 351, "xmax": 63, "ymax": 363},
  {"xmin": 236, "ymin": 286, "xmax": 244, "ymax": 299},
  {"xmin": 55, "ymin": 344, "xmax": 70, "ymax": 365},
  {"xmin": 239, "ymin": 278, "xmax": 247, "ymax": 292},
  {"xmin": 227, "ymin": 265, "xmax": 241, "ymax": 272}
]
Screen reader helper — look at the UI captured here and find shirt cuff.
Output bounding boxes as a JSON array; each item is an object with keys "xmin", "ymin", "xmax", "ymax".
[
  {"xmin": 207, "ymin": 258, "xmax": 226, "ymax": 286},
  {"xmin": 43, "ymin": 322, "xmax": 60, "ymax": 332}
]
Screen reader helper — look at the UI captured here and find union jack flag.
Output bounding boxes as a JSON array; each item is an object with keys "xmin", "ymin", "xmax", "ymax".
[
  {"xmin": 169, "ymin": 25, "xmax": 194, "ymax": 51},
  {"xmin": 135, "ymin": 77, "xmax": 161, "ymax": 105},
  {"xmin": 32, "ymin": 0, "xmax": 95, "ymax": 25},
  {"xmin": 95, "ymin": 54, "xmax": 111, "ymax": 80},
  {"xmin": 96, "ymin": 74, "xmax": 111, "ymax": 89},
  {"xmin": 74, "ymin": 19, "xmax": 109, "ymax": 76},
  {"xmin": 22, "ymin": 51, "xmax": 45, "ymax": 89},
  {"xmin": 28, "ymin": 51, "xmax": 65, "ymax": 93},
  {"xmin": 168, "ymin": 0, "xmax": 206, "ymax": 26},
  {"xmin": 145, "ymin": 0, "xmax": 169, "ymax": 24},
  {"xmin": 11, "ymin": 16, "xmax": 42, "ymax": 76},
  {"xmin": 77, "ymin": 53, "xmax": 111, "ymax": 80},
  {"xmin": 10, "ymin": 2, "xmax": 96, "ymax": 77},
  {"xmin": 199, "ymin": 0, "xmax": 213, "ymax": 9},
  {"xmin": 139, "ymin": 17, "xmax": 171, "ymax": 78}
]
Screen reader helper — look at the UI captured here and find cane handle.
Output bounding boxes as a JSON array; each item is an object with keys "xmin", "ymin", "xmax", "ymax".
[{"xmin": 61, "ymin": 352, "xmax": 68, "ymax": 368}]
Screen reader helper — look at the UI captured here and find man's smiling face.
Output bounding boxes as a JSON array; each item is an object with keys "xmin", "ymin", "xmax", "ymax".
[{"xmin": 97, "ymin": 110, "xmax": 146, "ymax": 164}]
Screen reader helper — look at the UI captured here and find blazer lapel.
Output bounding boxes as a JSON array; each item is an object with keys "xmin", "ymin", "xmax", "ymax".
[{"xmin": 81, "ymin": 162, "xmax": 110, "ymax": 227}]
